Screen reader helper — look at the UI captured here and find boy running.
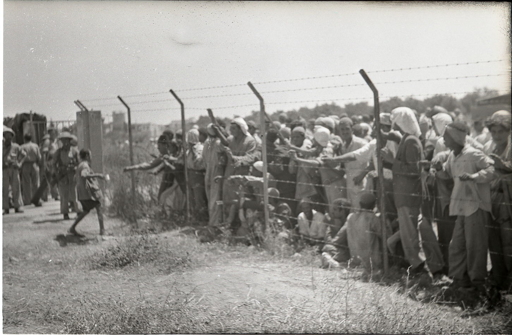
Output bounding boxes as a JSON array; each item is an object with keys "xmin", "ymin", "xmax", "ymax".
[{"xmin": 68, "ymin": 149, "xmax": 106, "ymax": 237}]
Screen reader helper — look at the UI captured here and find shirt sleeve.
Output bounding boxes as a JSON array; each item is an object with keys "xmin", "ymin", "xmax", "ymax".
[
  {"xmin": 473, "ymin": 150, "xmax": 495, "ymax": 183},
  {"xmin": 18, "ymin": 147, "xmax": 27, "ymax": 161},
  {"xmin": 80, "ymin": 166, "xmax": 91, "ymax": 178},
  {"xmin": 352, "ymin": 142, "xmax": 373, "ymax": 164},
  {"xmin": 438, "ymin": 154, "xmax": 453, "ymax": 180},
  {"xmin": 131, "ymin": 157, "xmax": 163, "ymax": 170},
  {"xmin": 232, "ymin": 137, "xmax": 258, "ymax": 167}
]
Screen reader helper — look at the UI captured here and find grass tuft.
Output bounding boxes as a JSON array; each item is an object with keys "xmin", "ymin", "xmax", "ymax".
[{"xmin": 89, "ymin": 233, "xmax": 191, "ymax": 271}]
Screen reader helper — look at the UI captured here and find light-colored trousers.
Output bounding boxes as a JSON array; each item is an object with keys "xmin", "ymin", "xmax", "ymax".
[
  {"xmin": 57, "ymin": 173, "xmax": 78, "ymax": 214},
  {"xmin": 21, "ymin": 162, "xmax": 40, "ymax": 205},
  {"xmin": 397, "ymin": 206, "xmax": 444, "ymax": 273},
  {"xmin": 205, "ymin": 173, "xmax": 223, "ymax": 226},
  {"xmin": 449, "ymin": 209, "xmax": 489, "ymax": 286},
  {"xmin": 3, "ymin": 167, "xmax": 23, "ymax": 209}
]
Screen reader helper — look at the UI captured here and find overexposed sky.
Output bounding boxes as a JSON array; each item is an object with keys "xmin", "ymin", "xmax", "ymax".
[{"xmin": 3, "ymin": 1, "xmax": 511, "ymax": 124}]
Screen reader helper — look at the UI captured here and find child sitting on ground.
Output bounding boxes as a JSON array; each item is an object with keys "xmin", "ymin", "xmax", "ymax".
[
  {"xmin": 296, "ymin": 199, "xmax": 327, "ymax": 247},
  {"xmin": 239, "ymin": 187, "xmax": 282, "ymax": 246},
  {"xmin": 221, "ymin": 161, "xmax": 276, "ymax": 235},
  {"xmin": 321, "ymin": 198, "xmax": 352, "ymax": 269},
  {"xmin": 68, "ymin": 149, "xmax": 106, "ymax": 237},
  {"xmin": 345, "ymin": 191, "xmax": 384, "ymax": 277}
]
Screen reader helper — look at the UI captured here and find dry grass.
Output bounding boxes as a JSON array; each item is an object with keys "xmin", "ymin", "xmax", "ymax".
[{"xmin": 5, "ymin": 226, "xmax": 511, "ymax": 334}]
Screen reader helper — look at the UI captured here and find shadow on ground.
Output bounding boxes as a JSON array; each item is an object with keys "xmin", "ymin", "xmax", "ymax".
[
  {"xmin": 33, "ymin": 218, "xmax": 72, "ymax": 224},
  {"xmin": 54, "ymin": 234, "xmax": 97, "ymax": 247}
]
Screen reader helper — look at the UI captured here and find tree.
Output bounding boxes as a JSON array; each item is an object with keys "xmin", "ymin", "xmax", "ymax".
[
  {"xmin": 380, "ymin": 97, "xmax": 404, "ymax": 114},
  {"xmin": 459, "ymin": 87, "xmax": 500, "ymax": 114}
]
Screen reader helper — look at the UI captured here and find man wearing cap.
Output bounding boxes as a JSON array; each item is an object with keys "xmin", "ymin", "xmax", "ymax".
[
  {"xmin": 221, "ymin": 117, "xmax": 258, "ymax": 231},
  {"xmin": 20, "ymin": 133, "xmax": 42, "ymax": 206},
  {"xmin": 483, "ymin": 110, "xmax": 512, "ymax": 291},
  {"xmin": 3, "ymin": 126, "xmax": 25, "ymax": 214},
  {"xmin": 53, "ymin": 132, "xmax": 80, "ymax": 220},
  {"xmin": 435, "ymin": 122, "xmax": 494, "ymax": 294},
  {"xmin": 30, "ymin": 130, "xmax": 60, "ymax": 205}
]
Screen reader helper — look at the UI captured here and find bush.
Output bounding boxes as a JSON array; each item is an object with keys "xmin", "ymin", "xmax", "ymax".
[{"xmin": 90, "ymin": 233, "xmax": 191, "ymax": 270}]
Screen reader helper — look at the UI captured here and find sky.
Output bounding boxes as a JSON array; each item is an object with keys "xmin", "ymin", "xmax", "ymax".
[{"xmin": 3, "ymin": 1, "xmax": 511, "ymax": 125}]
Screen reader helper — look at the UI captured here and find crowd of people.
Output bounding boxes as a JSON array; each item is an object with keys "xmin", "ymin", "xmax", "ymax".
[
  {"xmin": 3, "ymin": 126, "xmax": 106, "ymax": 236},
  {"xmin": 122, "ymin": 107, "xmax": 511, "ymax": 298},
  {"xmin": 3, "ymin": 105, "xmax": 511, "ymax": 299}
]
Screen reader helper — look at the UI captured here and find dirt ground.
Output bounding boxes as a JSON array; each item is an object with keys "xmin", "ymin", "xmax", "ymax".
[{"xmin": 3, "ymin": 200, "xmax": 511, "ymax": 334}]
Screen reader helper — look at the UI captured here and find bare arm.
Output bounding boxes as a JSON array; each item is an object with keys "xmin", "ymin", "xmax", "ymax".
[
  {"xmin": 124, "ymin": 157, "xmax": 163, "ymax": 172},
  {"xmin": 289, "ymin": 151, "xmax": 321, "ymax": 168}
]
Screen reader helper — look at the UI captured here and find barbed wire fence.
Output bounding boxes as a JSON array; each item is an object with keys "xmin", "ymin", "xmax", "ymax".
[{"xmin": 76, "ymin": 59, "xmax": 511, "ymax": 275}]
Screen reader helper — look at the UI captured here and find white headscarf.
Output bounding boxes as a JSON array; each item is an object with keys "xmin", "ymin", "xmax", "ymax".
[
  {"xmin": 231, "ymin": 117, "xmax": 248, "ymax": 136},
  {"xmin": 314, "ymin": 126, "xmax": 330, "ymax": 147},
  {"xmin": 186, "ymin": 129, "xmax": 200, "ymax": 144},
  {"xmin": 391, "ymin": 107, "xmax": 421, "ymax": 137},
  {"xmin": 431, "ymin": 113, "xmax": 453, "ymax": 137}
]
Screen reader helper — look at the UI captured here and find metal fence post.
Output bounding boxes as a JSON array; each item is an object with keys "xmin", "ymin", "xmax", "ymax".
[
  {"xmin": 359, "ymin": 69, "xmax": 388, "ymax": 274},
  {"xmin": 169, "ymin": 89, "xmax": 190, "ymax": 223},
  {"xmin": 118, "ymin": 95, "xmax": 138, "ymax": 226},
  {"xmin": 247, "ymin": 82, "xmax": 271, "ymax": 233}
]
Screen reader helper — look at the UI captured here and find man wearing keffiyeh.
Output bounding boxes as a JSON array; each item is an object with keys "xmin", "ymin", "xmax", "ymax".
[{"xmin": 389, "ymin": 107, "xmax": 444, "ymax": 278}]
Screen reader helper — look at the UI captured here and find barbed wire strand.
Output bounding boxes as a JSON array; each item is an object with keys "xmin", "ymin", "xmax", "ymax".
[{"xmin": 79, "ymin": 59, "xmax": 507, "ymax": 102}]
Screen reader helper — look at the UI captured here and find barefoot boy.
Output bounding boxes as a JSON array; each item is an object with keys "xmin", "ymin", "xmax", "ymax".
[{"xmin": 68, "ymin": 149, "xmax": 106, "ymax": 237}]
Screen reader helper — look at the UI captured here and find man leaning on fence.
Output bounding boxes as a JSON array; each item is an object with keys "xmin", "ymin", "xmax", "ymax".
[{"xmin": 388, "ymin": 107, "xmax": 444, "ymax": 279}]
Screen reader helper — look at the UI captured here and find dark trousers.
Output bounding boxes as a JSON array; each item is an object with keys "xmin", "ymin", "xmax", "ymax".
[
  {"xmin": 436, "ymin": 206, "xmax": 457, "ymax": 275},
  {"xmin": 488, "ymin": 192, "xmax": 512, "ymax": 290}
]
